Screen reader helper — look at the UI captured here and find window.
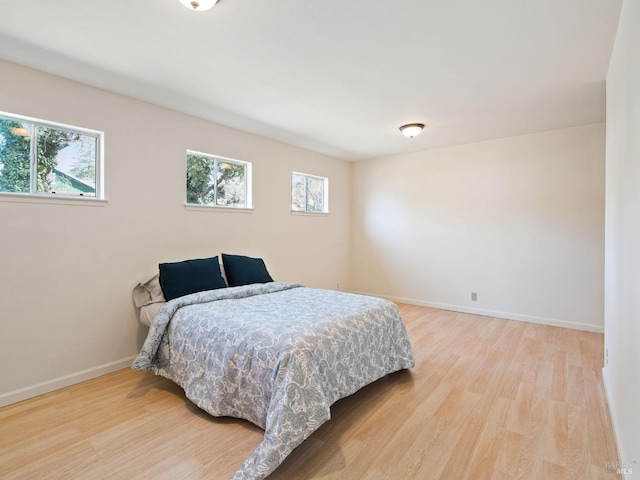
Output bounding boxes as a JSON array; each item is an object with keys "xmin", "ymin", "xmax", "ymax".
[
  {"xmin": 186, "ymin": 150, "xmax": 251, "ymax": 208},
  {"xmin": 0, "ymin": 111, "xmax": 102, "ymax": 198},
  {"xmin": 291, "ymin": 172, "xmax": 328, "ymax": 213}
]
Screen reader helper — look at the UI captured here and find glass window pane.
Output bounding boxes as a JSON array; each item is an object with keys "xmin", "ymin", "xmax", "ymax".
[
  {"xmin": 306, "ymin": 176, "xmax": 324, "ymax": 212},
  {"xmin": 186, "ymin": 151, "xmax": 249, "ymax": 208},
  {"xmin": 186, "ymin": 153, "xmax": 216, "ymax": 205},
  {"xmin": 291, "ymin": 173, "xmax": 306, "ymax": 211},
  {"xmin": 0, "ymin": 113, "xmax": 101, "ymax": 199},
  {"xmin": 36, "ymin": 126, "xmax": 97, "ymax": 196},
  {"xmin": 0, "ymin": 118, "xmax": 32, "ymax": 194},
  {"xmin": 216, "ymin": 161, "xmax": 245, "ymax": 207},
  {"xmin": 291, "ymin": 172, "xmax": 328, "ymax": 213}
]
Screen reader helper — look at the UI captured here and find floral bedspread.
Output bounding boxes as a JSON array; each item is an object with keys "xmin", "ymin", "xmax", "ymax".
[{"xmin": 132, "ymin": 282, "xmax": 415, "ymax": 479}]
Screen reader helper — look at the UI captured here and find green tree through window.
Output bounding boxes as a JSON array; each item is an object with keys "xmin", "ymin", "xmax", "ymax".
[
  {"xmin": 0, "ymin": 113, "xmax": 101, "ymax": 197},
  {"xmin": 0, "ymin": 120, "xmax": 31, "ymax": 193},
  {"xmin": 186, "ymin": 151, "xmax": 249, "ymax": 207}
]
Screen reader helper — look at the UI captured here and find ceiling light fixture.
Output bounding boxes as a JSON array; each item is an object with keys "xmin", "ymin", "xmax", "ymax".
[
  {"xmin": 399, "ymin": 123, "xmax": 425, "ymax": 138},
  {"xmin": 178, "ymin": 0, "xmax": 219, "ymax": 11}
]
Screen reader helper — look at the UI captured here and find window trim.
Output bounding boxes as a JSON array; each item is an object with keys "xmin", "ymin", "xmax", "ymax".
[
  {"xmin": 185, "ymin": 149, "xmax": 252, "ymax": 210},
  {"xmin": 0, "ymin": 110, "xmax": 104, "ymax": 201},
  {"xmin": 184, "ymin": 203, "xmax": 254, "ymax": 213},
  {"xmin": 0, "ymin": 192, "xmax": 107, "ymax": 207},
  {"xmin": 291, "ymin": 171, "xmax": 329, "ymax": 214}
]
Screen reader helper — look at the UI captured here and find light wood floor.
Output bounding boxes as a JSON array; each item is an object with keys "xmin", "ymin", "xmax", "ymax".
[{"xmin": 0, "ymin": 305, "xmax": 620, "ymax": 479}]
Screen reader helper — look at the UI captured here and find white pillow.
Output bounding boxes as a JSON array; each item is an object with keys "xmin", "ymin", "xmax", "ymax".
[
  {"xmin": 139, "ymin": 302, "xmax": 165, "ymax": 327},
  {"xmin": 132, "ymin": 273, "xmax": 166, "ymax": 308}
]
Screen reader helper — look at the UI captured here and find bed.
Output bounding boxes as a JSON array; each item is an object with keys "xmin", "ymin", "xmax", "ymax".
[{"xmin": 132, "ymin": 256, "xmax": 415, "ymax": 480}]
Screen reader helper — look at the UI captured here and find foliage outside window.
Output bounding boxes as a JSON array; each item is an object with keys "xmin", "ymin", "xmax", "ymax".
[
  {"xmin": 0, "ymin": 112, "xmax": 102, "ymax": 198},
  {"xmin": 291, "ymin": 172, "xmax": 328, "ymax": 213},
  {"xmin": 186, "ymin": 151, "xmax": 251, "ymax": 208}
]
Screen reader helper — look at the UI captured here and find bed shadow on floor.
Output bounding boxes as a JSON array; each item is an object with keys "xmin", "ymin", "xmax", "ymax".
[
  {"xmin": 128, "ymin": 371, "xmax": 263, "ymax": 431},
  {"xmin": 268, "ymin": 368, "xmax": 415, "ymax": 479}
]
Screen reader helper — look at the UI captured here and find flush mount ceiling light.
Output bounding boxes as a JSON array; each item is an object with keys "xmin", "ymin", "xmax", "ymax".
[
  {"xmin": 399, "ymin": 123, "xmax": 425, "ymax": 138},
  {"xmin": 179, "ymin": 0, "xmax": 219, "ymax": 11}
]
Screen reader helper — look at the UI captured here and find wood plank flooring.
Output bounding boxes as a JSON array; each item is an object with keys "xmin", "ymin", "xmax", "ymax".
[{"xmin": 0, "ymin": 304, "xmax": 620, "ymax": 479}]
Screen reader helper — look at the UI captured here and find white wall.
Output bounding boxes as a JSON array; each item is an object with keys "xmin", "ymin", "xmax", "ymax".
[
  {"xmin": 351, "ymin": 124, "xmax": 605, "ymax": 331},
  {"xmin": 0, "ymin": 59, "xmax": 351, "ymax": 406},
  {"xmin": 604, "ymin": 0, "xmax": 640, "ymax": 476}
]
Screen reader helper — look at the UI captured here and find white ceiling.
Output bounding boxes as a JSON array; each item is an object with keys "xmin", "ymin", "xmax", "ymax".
[{"xmin": 0, "ymin": 0, "xmax": 622, "ymax": 160}]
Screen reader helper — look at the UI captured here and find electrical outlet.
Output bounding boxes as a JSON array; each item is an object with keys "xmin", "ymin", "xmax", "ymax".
[
  {"xmin": 336, "ymin": 283, "xmax": 340, "ymax": 291},
  {"xmin": 471, "ymin": 292, "xmax": 478, "ymax": 301}
]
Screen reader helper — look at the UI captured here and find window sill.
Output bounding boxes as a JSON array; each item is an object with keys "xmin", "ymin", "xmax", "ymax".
[
  {"xmin": 0, "ymin": 192, "xmax": 107, "ymax": 207},
  {"xmin": 185, "ymin": 204, "xmax": 254, "ymax": 213},
  {"xmin": 290, "ymin": 210, "xmax": 330, "ymax": 217}
]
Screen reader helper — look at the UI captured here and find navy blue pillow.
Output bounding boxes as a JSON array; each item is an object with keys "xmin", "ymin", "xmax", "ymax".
[
  {"xmin": 159, "ymin": 256, "xmax": 227, "ymax": 301},
  {"xmin": 222, "ymin": 253, "xmax": 274, "ymax": 287}
]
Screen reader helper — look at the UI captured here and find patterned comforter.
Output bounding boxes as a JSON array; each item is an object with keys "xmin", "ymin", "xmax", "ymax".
[{"xmin": 132, "ymin": 282, "xmax": 415, "ymax": 479}]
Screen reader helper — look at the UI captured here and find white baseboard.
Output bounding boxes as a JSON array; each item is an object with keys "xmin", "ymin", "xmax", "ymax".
[
  {"xmin": 602, "ymin": 368, "xmax": 632, "ymax": 479},
  {"xmin": 0, "ymin": 355, "xmax": 137, "ymax": 408},
  {"xmin": 351, "ymin": 291, "xmax": 604, "ymax": 333}
]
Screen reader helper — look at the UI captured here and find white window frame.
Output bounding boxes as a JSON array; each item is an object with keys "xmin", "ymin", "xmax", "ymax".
[
  {"xmin": 291, "ymin": 171, "xmax": 329, "ymax": 214},
  {"xmin": 0, "ymin": 110, "xmax": 104, "ymax": 203},
  {"xmin": 185, "ymin": 150, "xmax": 253, "ymax": 211}
]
